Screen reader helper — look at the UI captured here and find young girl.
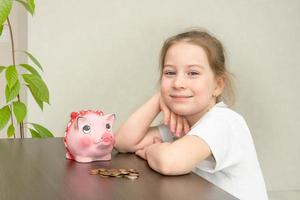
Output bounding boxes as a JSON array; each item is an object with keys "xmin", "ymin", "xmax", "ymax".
[{"xmin": 114, "ymin": 29, "xmax": 268, "ymax": 200}]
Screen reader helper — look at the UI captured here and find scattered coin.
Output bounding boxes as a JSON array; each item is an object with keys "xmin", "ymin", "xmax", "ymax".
[
  {"xmin": 125, "ymin": 174, "xmax": 139, "ymax": 180},
  {"xmin": 98, "ymin": 168, "xmax": 106, "ymax": 172},
  {"xmin": 128, "ymin": 168, "xmax": 138, "ymax": 173},
  {"xmin": 89, "ymin": 169, "xmax": 99, "ymax": 175},
  {"xmin": 129, "ymin": 172, "xmax": 139, "ymax": 177},
  {"xmin": 90, "ymin": 168, "xmax": 140, "ymax": 180},
  {"xmin": 100, "ymin": 171, "xmax": 111, "ymax": 176}
]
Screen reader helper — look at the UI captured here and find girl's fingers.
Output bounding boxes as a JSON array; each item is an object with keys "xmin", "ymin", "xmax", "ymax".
[
  {"xmin": 135, "ymin": 148, "xmax": 147, "ymax": 160},
  {"xmin": 159, "ymin": 98, "xmax": 170, "ymax": 125},
  {"xmin": 176, "ymin": 116, "xmax": 183, "ymax": 137},
  {"xmin": 170, "ymin": 112, "xmax": 177, "ymax": 134},
  {"xmin": 163, "ymin": 107, "xmax": 170, "ymax": 125},
  {"xmin": 183, "ymin": 117, "xmax": 190, "ymax": 134}
]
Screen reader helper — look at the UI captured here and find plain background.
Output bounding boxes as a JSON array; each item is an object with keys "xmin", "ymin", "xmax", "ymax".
[{"xmin": 1, "ymin": 0, "xmax": 299, "ymax": 198}]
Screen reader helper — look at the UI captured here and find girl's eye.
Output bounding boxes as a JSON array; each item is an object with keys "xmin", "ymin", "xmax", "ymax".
[
  {"xmin": 106, "ymin": 123, "xmax": 111, "ymax": 130},
  {"xmin": 163, "ymin": 71, "xmax": 176, "ymax": 76},
  {"xmin": 82, "ymin": 125, "xmax": 91, "ymax": 134},
  {"xmin": 188, "ymin": 71, "xmax": 200, "ymax": 76}
]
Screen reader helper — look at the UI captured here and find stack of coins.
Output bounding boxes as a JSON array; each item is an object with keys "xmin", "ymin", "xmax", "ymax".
[{"xmin": 90, "ymin": 168, "xmax": 140, "ymax": 180}]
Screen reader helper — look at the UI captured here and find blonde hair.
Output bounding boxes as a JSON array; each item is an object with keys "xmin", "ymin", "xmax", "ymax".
[{"xmin": 159, "ymin": 28, "xmax": 235, "ymax": 106}]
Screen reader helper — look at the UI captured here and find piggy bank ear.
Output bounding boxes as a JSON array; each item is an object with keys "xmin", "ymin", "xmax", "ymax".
[
  {"xmin": 105, "ymin": 113, "xmax": 115, "ymax": 125},
  {"xmin": 76, "ymin": 117, "xmax": 87, "ymax": 130},
  {"xmin": 104, "ymin": 114, "xmax": 115, "ymax": 132}
]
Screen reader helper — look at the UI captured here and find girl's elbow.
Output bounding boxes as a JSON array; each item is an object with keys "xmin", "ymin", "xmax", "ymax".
[
  {"xmin": 114, "ymin": 140, "xmax": 131, "ymax": 153},
  {"xmin": 157, "ymin": 163, "xmax": 173, "ymax": 175},
  {"xmin": 114, "ymin": 134, "xmax": 134, "ymax": 153},
  {"xmin": 148, "ymin": 153, "xmax": 176, "ymax": 175},
  {"xmin": 114, "ymin": 139, "xmax": 139, "ymax": 153},
  {"xmin": 114, "ymin": 144, "xmax": 134, "ymax": 153}
]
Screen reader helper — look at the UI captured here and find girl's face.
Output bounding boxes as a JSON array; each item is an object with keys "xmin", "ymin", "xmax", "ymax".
[{"xmin": 160, "ymin": 41, "xmax": 224, "ymax": 125}]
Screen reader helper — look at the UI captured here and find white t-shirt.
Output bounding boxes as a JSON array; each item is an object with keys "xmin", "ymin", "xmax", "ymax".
[{"xmin": 158, "ymin": 102, "xmax": 268, "ymax": 200}]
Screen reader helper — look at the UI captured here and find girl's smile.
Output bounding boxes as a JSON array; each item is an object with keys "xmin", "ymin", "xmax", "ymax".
[{"xmin": 170, "ymin": 94, "xmax": 193, "ymax": 102}]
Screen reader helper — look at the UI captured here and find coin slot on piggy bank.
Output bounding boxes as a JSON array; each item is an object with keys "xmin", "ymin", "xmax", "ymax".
[{"xmin": 64, "ymin": 110, "xmax": 115, "ymax": 163}]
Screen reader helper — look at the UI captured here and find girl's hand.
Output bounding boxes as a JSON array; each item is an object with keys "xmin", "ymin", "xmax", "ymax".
[
  {"xmin": 135, "ymin": 147, "xmax": 147, "ymax": 160},
  {"xmin": 159, "ymin": 94, "xmax": 190, "ymax": 137},
  {"xmin": 135, "ymin": 137, "xmax": 162, "ymax": 160}
]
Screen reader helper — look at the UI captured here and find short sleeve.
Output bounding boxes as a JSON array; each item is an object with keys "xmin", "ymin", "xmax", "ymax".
[
  {"xmin": 187, "ymin": 111, "xmax": 241, "ymax": 173},
  {"xmin": 157, "ymin": 124, "xmax": 174, "ymax": 142}
]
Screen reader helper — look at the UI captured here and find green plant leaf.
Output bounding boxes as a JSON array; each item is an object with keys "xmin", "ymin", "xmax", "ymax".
[
  {"xmin": 15, "ymin": 0, "xmax": 35, "ymax": 15},
  {"xmin": 0, "ymin": 24, "xmax": 3, "ymax": 36},
  {"xmin": 5, "ymin": 65, "xmax": 18, "ymax": 90},
  {"xmin": 0, "ymin": 105, "xmax": 10, "ymax": 131},
  {"xmin": 0, "ymin": 0, "xmax": 13, "ymax": 26},
  {"xmin": 30, "ymin": 123, "xmax": 54, "ymax": 137},
  {"xmin": 26, "ymin": 84, "xmax": 43, "ymax": 110},
  {"xmin": 0, "ymin": 66, "xmax": 6, "ymax": 74},
  {"xmin": 22, "ymin": 74, "xmax": 49, "ymax": 103},
  {"xmin": 22, "ymin": 51, "xmax": 43, "ymax": 71},
  {"xmin": 29, "ymin": 128, "xmax": 41, "ymax": 138},
  {"xmin": 27, "ymin": 0, "xmax": 35, "ymax": 14},
  {"xmin": 5, "ymin": 81, "xmax": 20, "ymax": 102},
  {"xmin": 7, "ymin": 123, "xmax": 15, "ymax": 137},
  {"xmin": 19, "ymin": 64, "xmax": 41, "ymax": 78},
  {"xmin": 12, "ymin": 101, "xmax": 27, "ymax": 123}
]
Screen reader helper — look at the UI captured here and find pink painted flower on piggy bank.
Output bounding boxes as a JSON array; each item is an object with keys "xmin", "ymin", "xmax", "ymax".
[{"xmin": 64, "ymin": 110, "xmax": 115, "ymax": 163}]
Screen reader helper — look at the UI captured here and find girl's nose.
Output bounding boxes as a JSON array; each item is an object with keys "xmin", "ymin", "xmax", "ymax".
[{"xmin": 173, "ymin": 74, "xmax": 186, "ymax": 89}]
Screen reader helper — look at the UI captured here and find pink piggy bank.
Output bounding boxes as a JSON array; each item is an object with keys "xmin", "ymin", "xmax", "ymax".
[{"xmin": 64, "ymin": 110, "xmax": 115, "ymax": 163}]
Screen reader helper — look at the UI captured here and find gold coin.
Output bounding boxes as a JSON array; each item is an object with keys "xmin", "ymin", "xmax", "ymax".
[
  {"xmin": 111, "ymin": 171, "xmax": 121, "ymax": 176},
  {"xmin": 99, "ymin": 174, "xmax": 109, "ymax": 178},
  {"xmin": 120, "ymin": 170, "xmax": 129, "ymax": 175},
  {"xmin": 100, "ymin": 171, "xmax": 110, "ymax": 176},
  {"xmin": 129, "ymin": 172, "xmax": 139, "ymax": 176},
  {"xmin": 128, "ymin": 169, "xmax": 138, "ymax": 173},
  {"xmin": 90, "ymin": 169, "xmax": 99, "ymax": 175},
  {"xmin": 125, "ymin": 174, "xmax": 139, "ymax": 180}
]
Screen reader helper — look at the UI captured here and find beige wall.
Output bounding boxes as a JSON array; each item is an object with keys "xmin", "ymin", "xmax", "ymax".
[{"xmin": 1, "ymin": 0, "xmax": 300, "ymax": 194}]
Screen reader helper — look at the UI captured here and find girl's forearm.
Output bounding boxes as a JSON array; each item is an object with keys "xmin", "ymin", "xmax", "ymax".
[{"xmin": 114, "ymin": 93, "xmax": 161, "ymax": 152}]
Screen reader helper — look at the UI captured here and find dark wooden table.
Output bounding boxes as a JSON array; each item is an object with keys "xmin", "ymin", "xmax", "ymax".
[{"xmin": 0, "ymin": 138, "xmax": 237, "ymax": 200}]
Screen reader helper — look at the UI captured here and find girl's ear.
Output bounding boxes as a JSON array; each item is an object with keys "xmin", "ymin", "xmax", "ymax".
[{"xmin": 214, "ymin": 76, "xmax": 225, "ymax": 97}]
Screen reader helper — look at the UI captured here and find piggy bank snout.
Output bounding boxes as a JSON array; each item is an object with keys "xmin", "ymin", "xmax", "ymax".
[{"xmin": 101, "ymin": 133, "xmax": 114, "ymax": 144}]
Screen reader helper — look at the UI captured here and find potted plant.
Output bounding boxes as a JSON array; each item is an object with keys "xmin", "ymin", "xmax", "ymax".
[{"xmin": 0, "ymin": 0, "xmax": 54, "ymax": 138}]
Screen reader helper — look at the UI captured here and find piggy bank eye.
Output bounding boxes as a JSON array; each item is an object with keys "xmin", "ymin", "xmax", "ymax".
[
  {"xmin": 82, "ymin": 125, "xmax": 91, "ymax": 134},
  {"xmin": 106, "ymin": 123, "xmax": 111, "ymax": 130}
]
